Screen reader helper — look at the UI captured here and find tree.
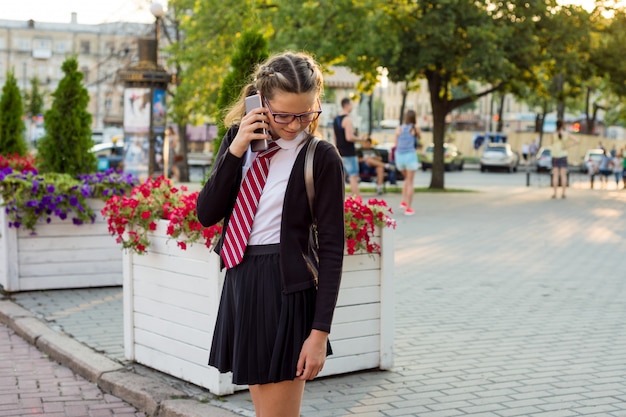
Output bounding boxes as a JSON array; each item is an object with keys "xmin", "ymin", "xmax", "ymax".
[
  {"xmin": 37, "ymin": 57, "xmax": 96, "ymax": 175},
  {"xmin": 214, "ymin": 31, "xmax": 269, "ymax": 154},
  {"xmin": 25, "ymin": 77, "xmax": 45, "ymax": 118},
  {"xmin": 0, "ymin": 70, "xmax": 28, "ymax": 156},
  {"xmin": 343, "ymin": 0, "xmax": 549, "ymax": 189}
]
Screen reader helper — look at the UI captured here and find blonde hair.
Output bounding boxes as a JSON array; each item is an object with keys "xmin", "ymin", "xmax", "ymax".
[{"xmin": 224, "ymin": 51, "xmax": 324, "ymax": 133}]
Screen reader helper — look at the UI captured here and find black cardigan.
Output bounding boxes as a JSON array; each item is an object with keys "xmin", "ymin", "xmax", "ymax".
[{"xmin": 196, "ymin": 126, "xmax": 345, "ymax": 333}]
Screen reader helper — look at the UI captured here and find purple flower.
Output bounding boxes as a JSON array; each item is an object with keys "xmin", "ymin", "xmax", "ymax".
[{"xmin": 46, "ymin": 184, "xmax": 55, "ymax": 193}]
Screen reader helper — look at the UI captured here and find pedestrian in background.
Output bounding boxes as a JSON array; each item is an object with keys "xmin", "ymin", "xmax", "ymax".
[
  {"xmin": 598, "ymin": 148, "xmax": 613, "ymax": 189},
  {"xmin": 165, "ymin": 126, "xmax": 181, "ymax": 182},
  {"xmin": 357, "ymin": 137, "xmax": 394, "ymax": 195},
  {"xmin": 550, "ymin": 119, "xmax": 578, "ymax": 199},
  {"xmin": 196, "ymin": 51, "xmax": 345, "ymax": 417},
  {"xmin": 394, "ymin": 109, "xmax": 420, "ymax": 215},
  {"xmin": 612, "ymin": 150, "xmax": 623, "ymax": 189},
  {"xmin": 334, "ymin": 97, "xmax": 362, "ymax": 196}
]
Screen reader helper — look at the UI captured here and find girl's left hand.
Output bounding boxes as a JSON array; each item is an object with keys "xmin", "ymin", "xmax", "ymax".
[{"xmin": 295, "ymin": 330, "xmax": 328, "ymax": 380}]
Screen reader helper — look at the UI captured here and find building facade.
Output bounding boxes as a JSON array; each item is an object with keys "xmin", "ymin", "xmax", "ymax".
[{"xmin": 0, "ymin": 14, "xmax": 156, "ymax": 135}]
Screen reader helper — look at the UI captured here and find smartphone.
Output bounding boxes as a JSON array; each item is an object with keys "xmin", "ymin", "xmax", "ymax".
[{"xmin": 244, "ymin": 94, "xmax": 269, "ymax": 152}]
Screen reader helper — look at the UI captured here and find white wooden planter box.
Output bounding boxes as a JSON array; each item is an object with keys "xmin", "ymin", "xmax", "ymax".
[
  {"xmin": 123, "ymin": 220, "xmax": 394, "ymax": 395},
  {"xmin": 0, "ymin": 199, "xmax": 123, "ymax": 292}
]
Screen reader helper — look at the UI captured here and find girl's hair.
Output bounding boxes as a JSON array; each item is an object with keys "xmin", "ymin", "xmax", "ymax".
[
  {"xmin": 403, "ymin": 110, "xmax": 417, "ymax": 125},
  {"xmin": 556, "ymin": 119, "xmax": 564, "ymax": 140},
  {"xmin": 224, "ymin": 51, "xmax": 324, "ymax": 133}
]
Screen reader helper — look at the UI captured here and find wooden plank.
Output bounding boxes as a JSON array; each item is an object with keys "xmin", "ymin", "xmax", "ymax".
[
  {"xmin": 18, "ymin": 247, "xmax": 122, "ymax": 264},
  {"xmin": 132, "ymin": 278, "xmax": 217, "ymax": 314},
  {"xmin": 336, "ymin": 285, "xmax": 381, "ymax": 306},
  {"xmin": 133, "ymin": 296, "xmax": 211, "ymax": 326},
  {"xmin": 19, "ymin": 260, "xmax": 122, "ymax": 277},
  {"xmin": 18, "ymin": 235, "xmax": 119, "ymax": 251},
  {"xmin": 331, "ymin": 319, "xmax": 380, "ymax": 341},
  {"xmin": 333, "ymin": 303, "xmax": 380, "ymax": 324},
  {"xmin": 320, "ymin": 352, "xmax": 380, "ymax": 377},
  {"xmin": 18, "ymin": 274, "xmax": 122, "ymax": 291},
  {"xmin": 340, "ymin": 270, "xmax": 380, "ymax": 288},
  {"xmin": 132, "ymin": 256, "xmax": 221, "ymax": 287},
  {"xmin": 134, "ymin": 313, "xmax": 212, "ymax": 350},
  {"xmin": 134, "ymin": 327, "xmax": 209, "ymax": 365},
  {"xmin": 330, "ymin": 335, "xmax": 380, "ymax": 358},
  {"xmin": 133, "ymin": 344, "xmax": 240, "ymax": 395}
]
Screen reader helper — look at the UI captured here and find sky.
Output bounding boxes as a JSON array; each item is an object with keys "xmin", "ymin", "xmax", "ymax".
[
  {"xmin": 1, "ymin": 0, "xmax": 169, "ymax": 25},
  {"xmin": 0, "ymin": 0, "xmax": 608, "ymax": 25}
]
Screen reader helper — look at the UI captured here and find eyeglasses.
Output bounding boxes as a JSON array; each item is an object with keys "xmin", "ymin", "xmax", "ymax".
[{"xmin": 263, "ymin": 97, "xmax": 322, "ymax": 125}]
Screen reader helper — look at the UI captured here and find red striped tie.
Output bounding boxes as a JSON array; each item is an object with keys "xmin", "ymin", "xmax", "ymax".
[{"xmin": 221, "ymin": 142, "xmax": 280, "ymax": 269}]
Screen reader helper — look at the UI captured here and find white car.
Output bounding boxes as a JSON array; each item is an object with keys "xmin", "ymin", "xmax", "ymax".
[
  {"xmin": 536, "ymin": 147, "xmax": 552, "ymax": 172},
  {"xmin": 480, "ymin": 143, "xmax": 520, "ymax": 173}
]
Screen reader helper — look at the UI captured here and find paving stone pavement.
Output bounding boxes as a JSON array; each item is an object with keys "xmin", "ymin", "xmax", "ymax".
[
  {"xmin": 2, "ymin": 174, "xmax": 626, "ymax": 416},
  {"xmin": 0, "ymin": 321, "xmax": 145, "ymax": 417}
]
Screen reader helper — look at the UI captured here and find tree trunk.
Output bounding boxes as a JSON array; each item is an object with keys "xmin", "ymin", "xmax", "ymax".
[
  {"xmin": 496, "ymin": 94, "xmax": 505, "ymax": 132},
  {"xmin": 427, "ymin": 73, "xmax": 447, "ymax": 190},
  {"xmin": 178, "ymin": 122, "xmax": 190, "ymax": 182}
]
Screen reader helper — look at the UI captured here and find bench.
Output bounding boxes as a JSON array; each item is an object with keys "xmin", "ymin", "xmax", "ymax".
[
  {"xmin": 358, "ymin": 148, "xmax": 399, "ymax": 189},
  {"xmin": 187, "ymin": 152, "xmax": 213, "ymax": 178}
]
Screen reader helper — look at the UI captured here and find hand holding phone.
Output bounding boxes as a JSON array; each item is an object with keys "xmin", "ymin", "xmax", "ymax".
[{"xmin": 244, "ymin": 94, "xmax": 269, "ymax": 152}]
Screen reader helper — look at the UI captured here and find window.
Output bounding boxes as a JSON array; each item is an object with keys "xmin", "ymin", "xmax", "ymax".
[
  {"xmin": 80, "ymin": 40, "xmax": 90, "ymax": 54},
  {"xmin": 16, "ymin": 37, "xmax": 31, "ymax": 51},
  {"xmin": 55, "ymin": 41, "xmax": 67, "ymax": 54},
  {"xmin": 32, "ymin": 37, "xmax": 52, "ymax": 59}
]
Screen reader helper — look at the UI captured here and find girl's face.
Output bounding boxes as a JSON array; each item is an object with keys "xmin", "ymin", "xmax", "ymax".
[{"xmin": 264, "ymin": 91, "xmax": 319, "ymax": 141}]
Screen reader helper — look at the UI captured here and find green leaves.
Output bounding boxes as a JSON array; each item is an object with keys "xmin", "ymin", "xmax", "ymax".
[
  {"xmin": 0, "ymin": 70, "xmax": 28, "ymax": 156},
  {"xmin": 36, "ymin": 56, "xmax": 96, "ymax": 175}
]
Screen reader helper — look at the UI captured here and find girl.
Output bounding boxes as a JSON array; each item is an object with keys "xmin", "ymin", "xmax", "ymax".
[
  {"xmin": 394, "ymin": 110, "xmax": 421, "ymax": 215},
  {"xmin": 196, "ymin": 51, "xmax": 345, "ymax": 417},
  {"xmin": 551, "ymin": 119, "xmax": 578, "ymax": 199}
]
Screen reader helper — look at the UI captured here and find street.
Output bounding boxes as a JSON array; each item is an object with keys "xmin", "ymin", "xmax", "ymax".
[{"xmin": 3, "ymin": 171, "xmax": 626, "ymax": 416}]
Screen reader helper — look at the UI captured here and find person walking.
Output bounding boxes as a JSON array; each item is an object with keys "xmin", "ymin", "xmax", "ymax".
[
  {"xmin": 334, "ymin": 97, "xmax": 362, "ymax": 196},
  {"xmin": 196, "ymin": 51, "xmax": 345, "ymax": 417},
  {"xmin": 550, "ymin": 119, "xmax": 578, "ymax": 199},
  {"xmin": 394, "ymin": 110, "xmax": 420, "ymax": 215}
]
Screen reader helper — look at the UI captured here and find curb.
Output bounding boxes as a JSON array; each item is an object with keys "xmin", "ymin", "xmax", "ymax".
[{"xmin": 0, "ymin": 299, "xmax": 241, "ymax": 417}]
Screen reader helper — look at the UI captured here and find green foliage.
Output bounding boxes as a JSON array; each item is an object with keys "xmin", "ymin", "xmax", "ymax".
[
  {"xmin": 37, "ymin": 57, "xmax": 96, "ymax": 175},
  {"xmin": 0, "ymin": 70, "xmax": 28, "ymax": 156},
  {"xmin": 214, "ymin": 31, "xmax": 269, "ymax": 153},
  {"xmin": 169, "ymin": 0, "xmax": 264, "ymax": 122},
  {"xmin": 25, "ymin": 77, "xmax": 45, "ymax": 117}
]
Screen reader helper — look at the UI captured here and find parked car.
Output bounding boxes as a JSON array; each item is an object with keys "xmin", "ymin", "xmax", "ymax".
[
  {"xmin": 536, "ymin": 147, "xmax": 552, "ymax": 172},
  {"xmin": 421, "ymin": 143, "xmax": 464, "ymax": 171},
  {"xmin": 90, "ymin": 141, "xmax": 125, "ymax": 171},
  {"xmin": 480, "ymin": 143, "xmax": 519, "ymax": 173},
  {"xmin": 580, "ymin": 148, "xmax": 604, "ymax": 174}
]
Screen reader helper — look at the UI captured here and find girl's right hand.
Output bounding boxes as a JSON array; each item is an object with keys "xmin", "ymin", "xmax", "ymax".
[{"xmin": 228, "ymin": 107, "xmax": 270, "ymax": 157}]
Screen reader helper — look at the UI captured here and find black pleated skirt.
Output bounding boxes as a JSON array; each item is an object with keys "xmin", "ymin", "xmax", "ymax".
[{"xmin": 208, "ymin": 244, "xmax": 331, "ymax": 385}]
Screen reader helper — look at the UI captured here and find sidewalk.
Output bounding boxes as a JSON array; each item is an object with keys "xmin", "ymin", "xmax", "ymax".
[{"xmin": 3, "ymin": 184, "xmax": 626, "ymax": 416}]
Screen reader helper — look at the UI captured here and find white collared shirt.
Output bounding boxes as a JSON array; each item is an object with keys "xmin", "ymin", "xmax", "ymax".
[{"xmin": 247, "ymin": 131, "xmax": 308, "ymax": 245}]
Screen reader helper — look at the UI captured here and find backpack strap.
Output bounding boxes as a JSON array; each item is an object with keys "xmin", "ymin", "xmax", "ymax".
[{"xmin": 304, "ymin": 136, "xmax": 320, "ymax": 220}]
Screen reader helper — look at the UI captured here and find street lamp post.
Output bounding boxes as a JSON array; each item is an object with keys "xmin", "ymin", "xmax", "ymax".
[{"xmin": 118, "ymin": 2, "xmax": 170, "ymax": 179}]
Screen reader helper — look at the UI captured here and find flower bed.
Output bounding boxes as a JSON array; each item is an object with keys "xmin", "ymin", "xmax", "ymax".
[
  {"xmin": 0, "ymin": 166, "xmax": 137, "ymax": 292},
  {"xmin": 104, "ymin": 177, "xmax": 396, "ymax": 394},
  {"xmin": 123, "ymin": 220, "xmax": 394, "ymax": 395},
  {"xmin": 102, "ymin": 176, "xmax": 394, "ymax": 256}
]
